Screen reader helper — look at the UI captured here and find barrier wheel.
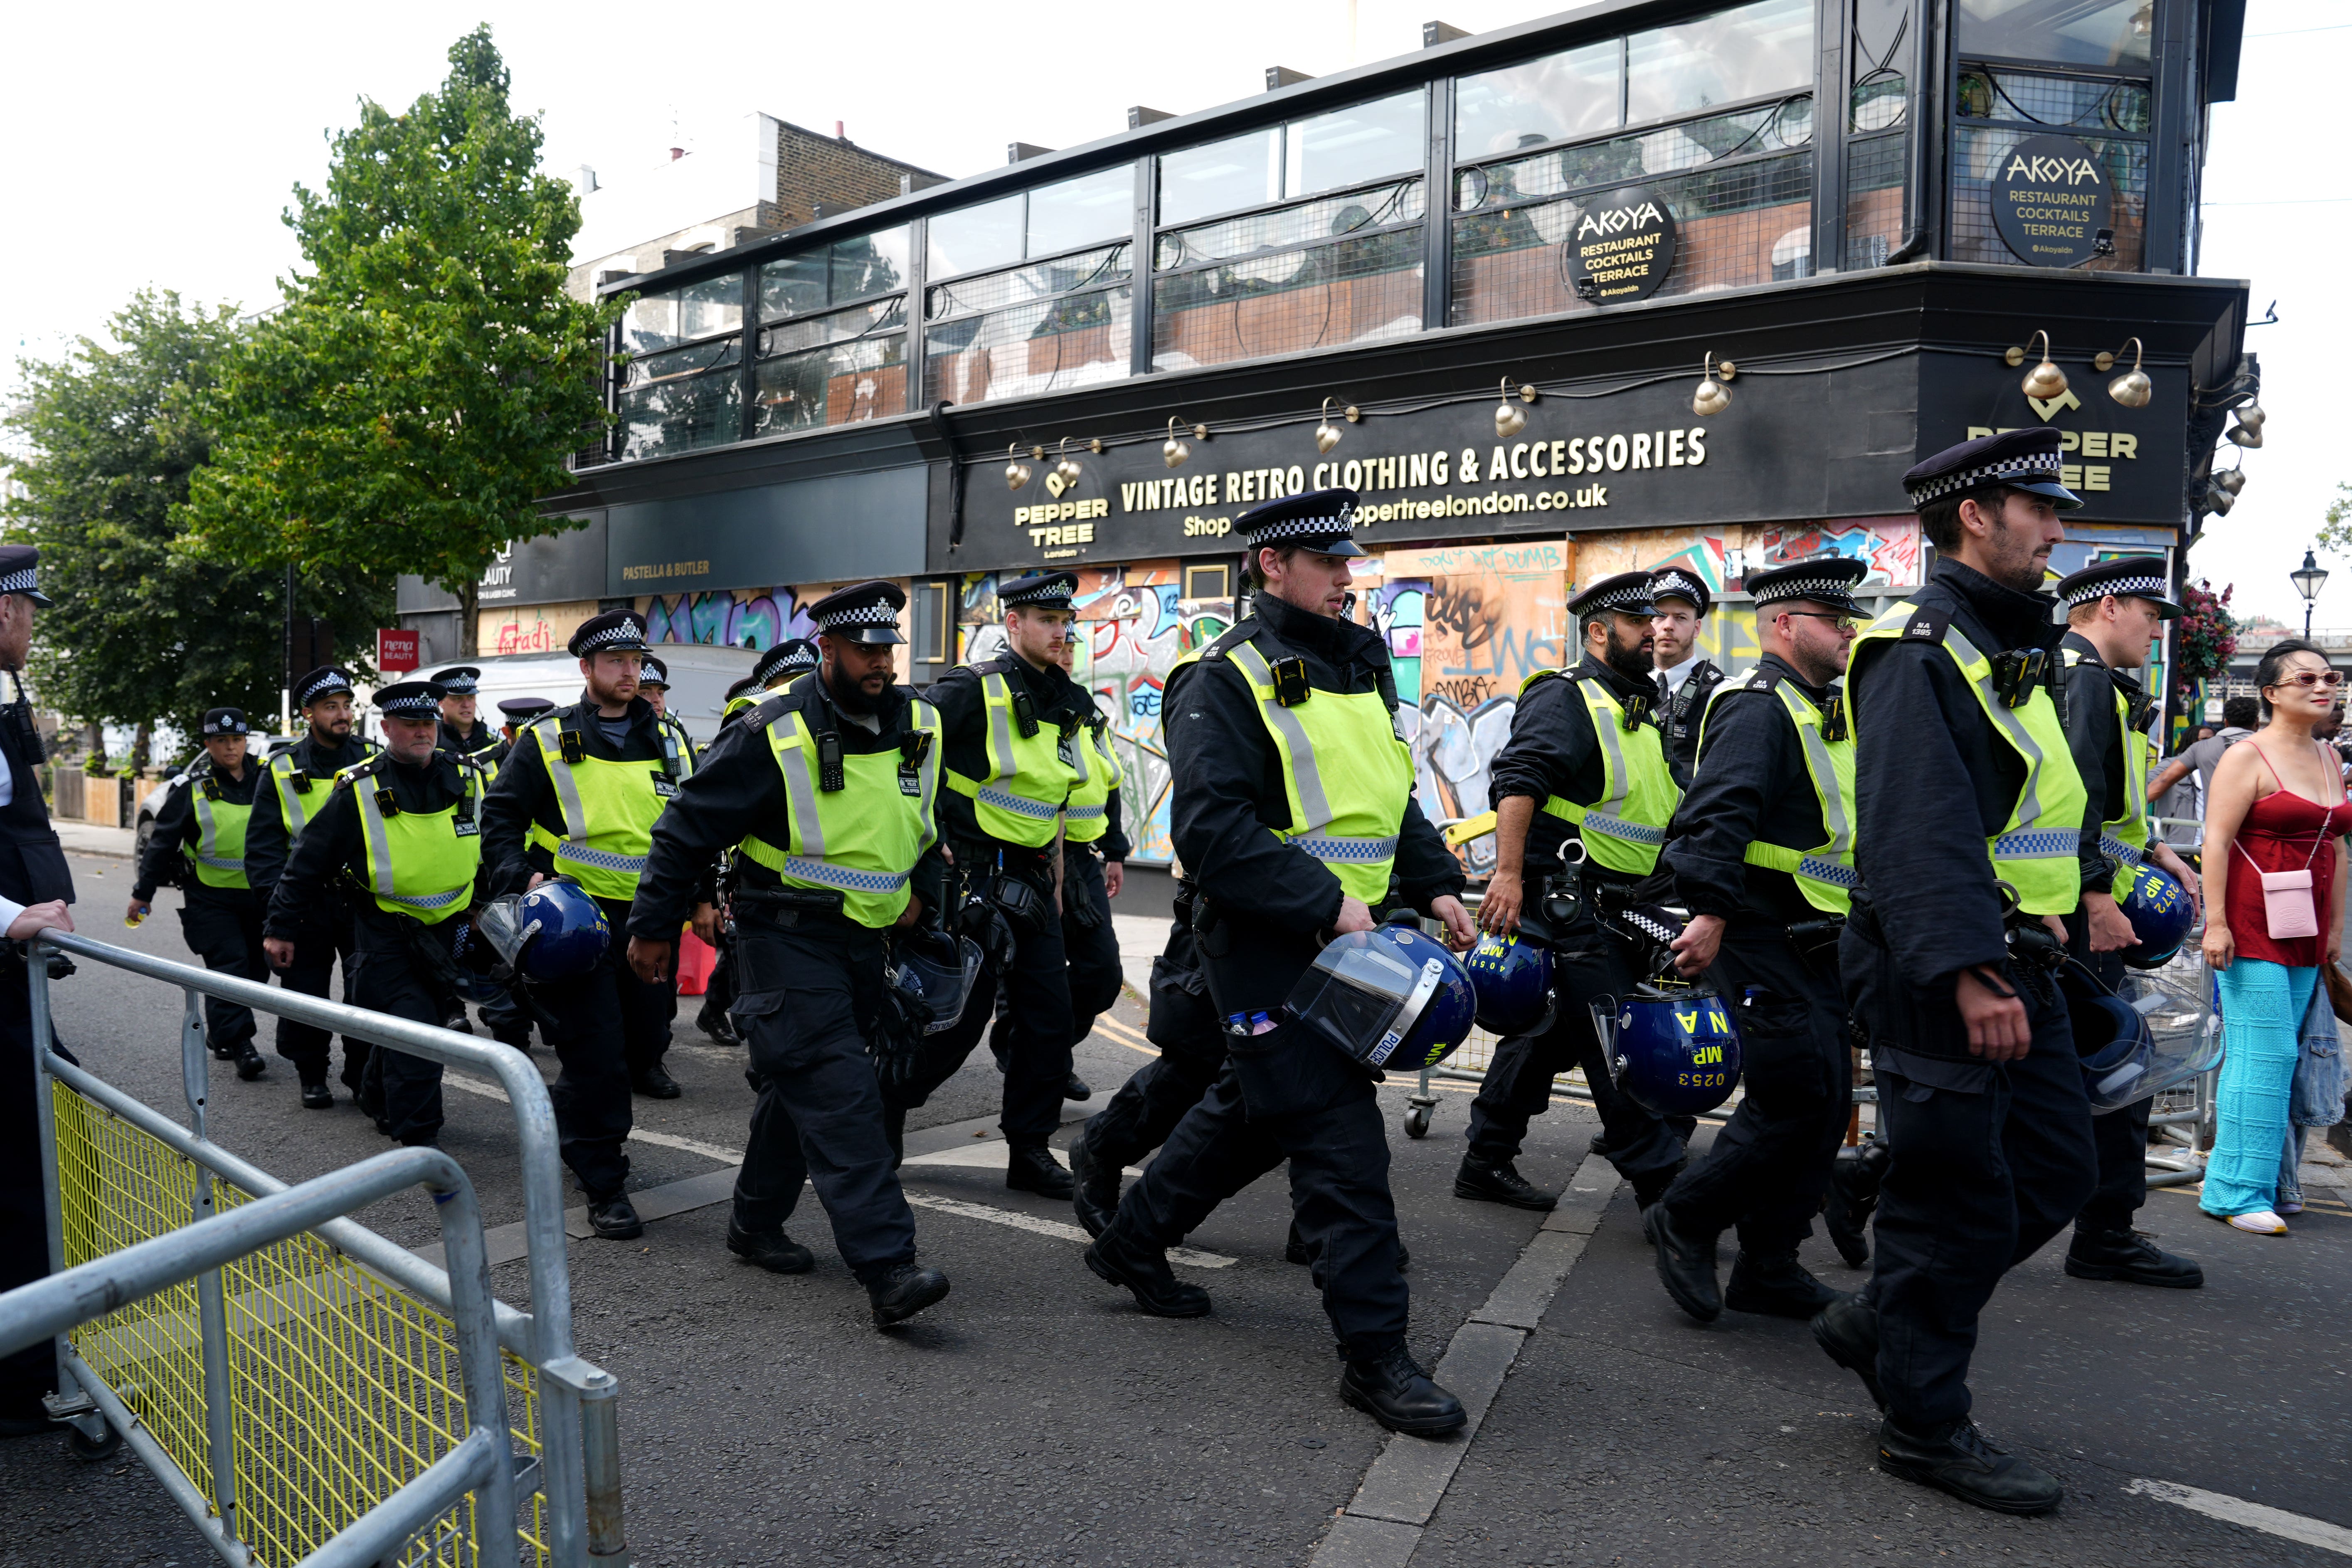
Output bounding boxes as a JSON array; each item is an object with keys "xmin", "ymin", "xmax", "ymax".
[
  {"xmin": 66, "ymin": 1417, "xmax": 121, "ymax": 1462},
  {"xmin": 1403, "ymin": 1104, "xmax": 1432, "ymax": 1139}
]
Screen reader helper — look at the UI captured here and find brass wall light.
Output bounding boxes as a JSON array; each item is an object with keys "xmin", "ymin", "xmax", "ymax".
[
  {"xmin": 1005, "ymin": 443, "xmax": 1033, "ymax": 491},
  {"xmin": 2004, "ymin": 331, "xmax": 2068, "ymax": 399},
  {"xmin": 1164, "ymin": 417, "xmax": 1206, "ymax": 469},
  {"xmin": 2203, "ymin": 477, "xmax": 2237, "ymax": 516},
  {"xmin": 1494, "ymin": 378, "xmax": 1537, "ymax": 439},
  {"xmin": 1691, "ymin": 353, "xmax": 1736, "ymax": 417},
  {"xmin": 2214, "ymin": 464, "xmax": 2247, "ymax": 497},
  {"xmin": 2226, "ymin": 403, "xmax": 2265, "ymax": 449},
  {"xmin": 1315, "ymin": 397, "xmax": 1350, "ymax": 454},
  {"xmin": 2096, "ymin": 338, "xmax": 2151, "ymax": 408},
  {"xmin": 1055, "ymin": 439, "xmax": 1084, "ymax": 486}
]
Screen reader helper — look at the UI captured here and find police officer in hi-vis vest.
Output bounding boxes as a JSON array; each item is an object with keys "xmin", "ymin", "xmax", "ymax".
[
  {"xmin": 264, "ymin": 680, "xmax": 493, "ymax": 1149},
  {"xmin": 432, "ymin": 666, "xmax": 505, "ymax": 770},
  {"xmin": 1814, "ymin": 428, "xmax": 2103, "ymax": 1516},
  {"xmin": 1085, "ymin": 491, "xmax": 1477, "ymax": 1437},
  {"xmin": 1648, "ymin": 566, "xmax": 1727, "ymax": 787},
  {"xmin": 129, "ymin": 708, "xmax": 271, "ymax": 1082},
  {"xmin": 485, "ymin": 609, "xmax": 688, "ymax": 1240},
  {"xmin": 752, "ymin": 637, "xmax": 817, "ymax": 695},
  {"xmin": 1466, "ymin": 571, "xmax": 1689, "ymax": 1211},
  {"xmin": 627, "ymin": 582, "xmax": 952, "ymax": 1329},
  {"xmin": 638, "ymin": 654, "xmax": 702, "ymax": 771},
  {"xmin": 1643, "ymin": 559, "xmax": 1868, "ymax": 1328},
  {"xmin": 2051, "ymin": 556, "xmax": 2204, "ymax": 1289},
  {"xmin": 926, "ymin": 572, "xmax": 1100, "ymax": 1199},
  {"xmin": 247, "ymin": 666, "xmax": 380, "ymax": 1107}
]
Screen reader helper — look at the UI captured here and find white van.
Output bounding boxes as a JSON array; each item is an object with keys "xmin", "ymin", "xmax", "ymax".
[{"xmin": 371, "ymin": 644, "xmax": 763, "ymax": 748}]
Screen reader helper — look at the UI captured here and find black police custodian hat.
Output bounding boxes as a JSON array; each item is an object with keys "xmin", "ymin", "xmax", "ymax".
[
  {"xmin": 1747, "ymin": 556, "xmax": 1868, "ymax": 616},
  {"xmin": 567, "ymin": 609, "xmax": 651, "ymax": 658},
  {"xmin": 374, "ymin": 681, "xmax": 446, "ymax": 719},
  {"xmin": 2054, "ymin": 555, "xmax": 2184, "ymax": 620},
  {"xmin": 0, "ymin": 546, "xmax": 53, "ymax": 609},
  {"xmin": 498, "ymin": 696, "xmax": 555, "ymax": 723},
  {"xmin": 429, "ymin": 666, "xmax": 481, "ymax": 696},
  {"xmin": 1903, "ymin": 427, "xmax": 2083, "ymax": 512},
  {"xmin": 295, "ymin": 666, "xmax": 356, "ymax": 708},
  {"xmin": 639, "ymin": 654, "xmax": 669, "ymax": 688},
  {"xmin": 1566, "ymin": 571, "xmax": 1656, "ymax": 620},
  {"xmin": 199, "ymin": 708, "xmax": 250, "ymax": 737},
  {"xmin": 997, "ymin": 572, "xmax": 1078, "ymax": 610},
  {"xmin": 1236, "ymin": 488, "xmax": 1363, "ymax": 557},
  {"xmin": 1646, "ymin": 565, "xmax": 1711, "ymax": 617},
  {"xmin": 809, "ymin": 581, "xmax": 907, "ymax": 645},
  {"xmin": 752, "ymin": 637, "xmax": 818, "ymax": 688}
]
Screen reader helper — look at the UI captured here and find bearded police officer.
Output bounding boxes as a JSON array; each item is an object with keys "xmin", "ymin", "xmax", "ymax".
[
  {"xmin": 247, "ymin": 666, "xmax": 379, "ymax": 1107},
  {"xmin": 1085, "ymin": 491, "xmax": 1476, "ymax": 1436},
  {"xmin": 1814, "ymin": 428, "xmax": 2102, "ymax": 1515},
  {"xmin": 483, "ymin": 609, "xmax": 681, "ymax": 1239},
  {"xmin": 1649, "ymin": 566, "xmax": 1727, "ymax": 786},
  {"xmin": 1643, "ymin": 560, "xmax": 1866, "ymax": 1326},
  {"xmin": 264, "ymin": 681, "xmax": 493, "ymax": 1149},
  {"xmin": 432, "ymin": 667, "xmax": 505, "ymax": 770},
  {"xmin": 626, "ymin": 582, "xmax": 952, "ymax": 1328},
  {"xmin": 129, "ymin": 708, "xmax": 271, "ymax": 1082},
  {"xmin": 2052, "ymin": 556, "xmax": 2204, "ymax": 1289},
  {"xmin": 1465, "ymin": 571, "xmax": 1688, "ymax": 1211},
  {"xmin": 926, "ymin": 572, "xmax": 1099, "ymax": 1198}
]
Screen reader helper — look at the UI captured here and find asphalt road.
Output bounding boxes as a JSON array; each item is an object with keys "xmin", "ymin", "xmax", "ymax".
[{"xmin": 5, "ymin": 855, "xmax": 2350, "ymax": 1567}]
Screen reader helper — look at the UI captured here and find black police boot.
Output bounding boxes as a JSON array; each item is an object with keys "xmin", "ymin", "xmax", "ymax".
[
  {"xmin": 1340, "ymin": 1345, "xmax": 1467, "ymax": 1438},
  {"xmin": 1064, "ymin": 1072, "xmax": 1093, "ymax": 1102},
  {"xmin": 1810, "ymin": 1290, "xmax": 1884, "ymax": 1411},
  {"xmin": 1642, "ymin": 1204, "xmax": 1722, "ymax": 1323},
  {"xmin": 1086, "ymin": 1225, "xmax": 1212, "ymax": 1318},
  {"xmin": 1876, "ymin": 1417, "xmax": 2064, "ymax": 1516},
  {"xmin": 1006, "ymin": 1143, "xmax": 1075, "ymax": 1199},
  {"xmin": 1725, "ymin": 1251, "xmax": 1841, "ymax": 1319},
  {"xmin": 232, "ymin": 1043, "xmax": 268, "ymax": 1082},
  {"xmin": 208, "ymin": 1038, "xmax": 237, "ymax": 1061},
  {"xmin": 867, "ymin": 1262, "xmax": 951, "ymax": 1328},
  {"xmin": 1630, "ymin": 1156, "xmax": 1688, "ymax": 1213},
  {"xmin": 1067, "ymin": 1132, "xmax": 1120, "ymax": 1238},
  {"xmin": 1454, "ymin": 1155, "xmax": 1558, "ymax": 1211},
  {"xmin": 727, "ymin": 1217, "xmax": 814, "ymax": 1275},
  {"xmin": 1823, "ymin": 1138, "xmax": 1888, "ymax": 1267},
  {"xmin": 630, "ymin": 1065, "xmax": 682, "ymax": 1100},
  {"xmin": 695, "ymin": 1004, "xmax": 738, "ymax": 1045},
  {"xmin": 1286, "ymin": 1220, "xmax": 1411, "ymax": 1274},
  {"xmin": 299, "ymin": 1082, "xmax": 334, "ymax": 1110},
  {"xmin": 493, "ymin": 1026, "xmax": 534, "ymax": 1054},
  {"xmin": 2064, "ymin": 1226, "xmax": 2204, "ymax": 1289},
  {"xmin": 587, "ymin": 1196, "xmax": 643, "ymax": 1241}
]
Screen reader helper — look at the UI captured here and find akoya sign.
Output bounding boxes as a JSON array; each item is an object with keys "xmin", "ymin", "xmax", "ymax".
[
  {"xmin": 1565, "ymin": 184, "xmax": 1679, "ymax": 303},
  {"xmin": 1991, "ymin": 134, "xmax": 2114, "ymax": 269}
]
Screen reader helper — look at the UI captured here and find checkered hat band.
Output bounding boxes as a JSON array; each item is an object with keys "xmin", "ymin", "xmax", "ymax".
[
  {"xmin": 579, "ymin": 622, "xmax": 645, "ymax": 650},
  {"xmin": 819, "ymin": 602, "xmax": 900, "ymax": 627},
  {"xmin": 2064, "ymin": 576, "xmax": 2167, "ymax": 606},
  {"xmin": 1652, "ymin": 572, "xmax": 1703, "ymax": 599},
  {"xmin": 380, "ymin": 695, "xmax": 438, "ymax": 716},
  {"xmin": 1245, "ymin": 514, "xmax": 1354, "ymax": 544},
  {"xmin": 1587, "ymin": 586, "xmax": 1649, "ymax": 613},
  {"xmin": 775, "ymin": 649, "xmax": 816, "ymax": 669},
  {"xmin": 0, "ymin": 569, "xmax": 36, "ymax": 595},
  {"xmin": 1756, "ymin": 577, "xmax": 1861, "ymax": 605},
  {"xmin": 1001, "ymin": 585, "xmax": 1072, "ymax": 606},
  {"xmin": 1906, "ymin": 454, "xmax": 2063, "ymax": 506},
  {"xmin": 202, "ymin": 718, "xmax": 247, "ymax": 734},
  {"xmin": 298, "ymin": 674, "xmax": 350, "ymax": 705}
]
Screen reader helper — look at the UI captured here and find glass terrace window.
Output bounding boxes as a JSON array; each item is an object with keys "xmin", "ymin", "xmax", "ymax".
[
  {"xmin": 1624, "ymin": 0, "xmax": 1817, "ymax": 122},
  {"xmin": 1949, "ymin": 65, "xmax": 2150, "ymax": 269},
  {"xmin": 1151, "ymin": 91, "xmax": 1427, "ymax": 372},
  {"xmin": 928, "ymin": 167, "xmax": 1134, "ymax": 280},
  {"xmin": 754, "ymin": 227, "xmax": 912, "ymax": 434},
  {"xmin": 616, "ymin": 276, "xmax": 743, "ymax": 461},
  {"xmin": 1956, "ymin": 0, "xmax": 2154, "ymax": 72},
  {"xmin": 924, "ymin": 244, "xmax": 1134, "ymax": 407},
  {"xmin": 1845, "ymin": 0, "xmax": 1913, "ymax": 269}
]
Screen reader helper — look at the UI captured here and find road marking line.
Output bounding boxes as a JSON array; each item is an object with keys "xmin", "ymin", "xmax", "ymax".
[
  {"xmin": 903, "ymin": 1191, "xmax": 1234, "ymax": 1269},
  {"xmin": 1090, "ymin": 1015, "xmax": 1158, "ymax": 1056},
  {"xmin": 442, "ymin": 1072, "xmax": 748, "ymax": 1165},
  {"xmin": 2129, "ymin": 1478, "xmax": 2352, "ymax": 1556}
]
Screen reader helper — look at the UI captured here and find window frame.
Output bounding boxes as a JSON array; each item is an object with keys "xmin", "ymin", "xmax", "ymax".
[
  {"xmin": 1151, "ymin": 172, "xmax": 1430, "ymax": 281},
  {"xmin": 1153, "ymin": 87, "xmax": 1431, "ymax": 234},
  {"xmin": 925, "ymin": 168, "xmax": 1142, "ymax": 290},
  {"xmin": 1943, "ymin": 52, "xmax": 2156, "ymax": 272}
]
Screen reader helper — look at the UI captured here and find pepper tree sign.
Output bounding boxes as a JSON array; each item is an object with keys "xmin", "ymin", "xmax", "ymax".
[
  {"xmin": 1991, "ymin": 134, "xmax": 2113, "ymax": 268},
  {"xmin": 1565, "ymin": 185, "xmax": 1679, "ymax": 303}
]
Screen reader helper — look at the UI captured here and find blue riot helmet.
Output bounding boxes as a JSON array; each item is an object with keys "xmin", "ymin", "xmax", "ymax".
[
  {"xmin": 1465, "ymin": 931, "xmax": 1555, "ymax": 1037},
  {"xmin": 885, "ymin": 928, "xmax": 984, "ymax": 1035},
  {"xmin": 1606, "ymin": 981, "xmax": 1743, "ymax": 1117},
  {"xmin": 446, "ymin": 920, "xmax": 510, "ymax": 1004},
  {"xmin": 476, "ymin": 879, "xmax": 609, "ymax": 983},
  {"xmin": 1287, "ymin": 922, "xmax": 1478, "ymax": 1072},
  {"xmin": 2072, "ymin": 988, "xmax": 2157, "ymax": 1113},
  {"xmin": 2110, "ymin": 949, "xmax": 2223, "ymax": 1105},
  {"xmin": 2115, "ymin": 860, "xmax": 2194, "ymax": 970}
]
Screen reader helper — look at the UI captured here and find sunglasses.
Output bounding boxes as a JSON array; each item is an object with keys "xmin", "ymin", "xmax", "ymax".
[
  {"xmin": 2271, "ymin": 670, "xmax": 2345, "ymax": 690},
  {"xmin": 1780, "ymin": 611, "xmax": 1860, "ymax": 634}
]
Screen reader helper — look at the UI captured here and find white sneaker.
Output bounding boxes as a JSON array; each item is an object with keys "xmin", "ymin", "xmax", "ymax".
[
  {"xmin": 2223, "ymin": 1210, "xmax": 2289, "ymax": 1235},
  {"xmin": 2279, "ymin": 1200, "xmax": 2305, "ymax": 1216}
]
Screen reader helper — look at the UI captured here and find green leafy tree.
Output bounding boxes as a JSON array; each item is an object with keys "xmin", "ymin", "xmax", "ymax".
[
  {"xmin": 2, "ymin": 290, "xmax": 390, "ymax": 766},
  {"xmin": 180, "ymin": 25, "xmax": 621, "ymax": 654},
  {"xmin": 2318, "ymin": 481, "xmax": 2352, "ymax": 555}
]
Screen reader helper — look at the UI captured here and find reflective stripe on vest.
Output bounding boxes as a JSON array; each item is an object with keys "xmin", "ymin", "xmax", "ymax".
[
  {"xmin": 189, "ymin": 786, "xmax": 252, "ymax": 890},
  {"xmin": 738, "ymin": 699, "xmax": 940, "ymax": 928},
  {"xmin": 1063, "ymin": 718, "xmax": 1121, "ymax": 843},
  {"xmin": 1698, "ymin": 672, "xmax": 1858, "ymax": 914},
  {"xmin": 1526, "ymin": 671, "xmax": 1680, "ymax": 876},
  {"xmin": 1853, "ymin": 604, "xmax": 2087, "ymax": 916},
  {"xmin": 345, "ymin": 763, "xmax": 483, "ymax": 925},
  {"xmin": 525, "ymin": 720, "xmax": 671, "ymax": 899},
  {"xmin": 941, "ymin": 668, "xmax": 1078, "ymax": 847},
  {"xmin": 270, "ymin": 752, "xmax": 316, "ymax": 840}
]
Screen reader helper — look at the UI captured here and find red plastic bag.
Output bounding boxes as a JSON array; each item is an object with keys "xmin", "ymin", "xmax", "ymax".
[{"xmin": 674, "ymin": 929, "xmax": 716, "ymax": 996}]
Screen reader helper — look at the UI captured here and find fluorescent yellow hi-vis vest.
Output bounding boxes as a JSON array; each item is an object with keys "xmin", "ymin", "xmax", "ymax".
[
  {"xmin": 1524, "ymin": 670, "xmax": 1681, "ymax": 876},
  {"xmin": 1697, "ymin": 668, "xmax": 1857, "ymax": 914},
  {"xmin": 187, "ymin": 771, "xmax": 253, "ymax": 891},
  {"xmin": 341, "ymin": 758, "xmax": 485, "ymax": 926},
  {"xmin": 270, "ymin": 741, "xmax": 376, "ymax": 843},
  {"xmin": 1852, "ymin": 602, "xmax": 2088, "ymax": 916},
  {"xmin": 942, "ymin": 662, "xmax": 1082, "ymax": 848},
  {"xmin": 1172, "ymin": 628, "xmax": 1416, "ymax": 903},
  {"xmin": 523, "ymin": 712, "xmax": 678, "ymax": 902},
  {"xmin": 1063, "ymin": 714, "xmax": 1121, "ymax": 846},
  {"xmin": 738, "ymin": 696, "xmax": 941, "ymax": 928},
  {"xmin": 2061, "ymin": 648, "xmax": 2154, "ymax": 891}
]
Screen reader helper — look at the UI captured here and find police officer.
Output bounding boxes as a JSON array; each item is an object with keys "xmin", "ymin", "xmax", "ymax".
[
  {"xmin": 693, "ymin": 675, "xmax": 775, "ymax": 1043},
  {"xmin": 129, "ymin": 708, "xmax": 270, "ymax": 1082},
  {"xmin": 1464, "ymin": 572, "xmax": 1688, "ymax": 1211},
  {"xmin": 1085, "ymin": 491, "xmax": 1475, "ymax": 1436},
  {"xmin": 2052, "ymin": 556, "xmax": 2204, "ymax": 1289},
  {"xmin": 926, "ymin": 572, "xmax": 1099, "ymax": 1198},
  {"xmin": 639, "ymin": 655, "xmax": 701, "ymax": 769},
  {"xmin": 247, "ymin": 666, "xmax": 379, "ymax": 1107},
  {"xmin": 0, "ymin": 546, "xmax": 80, "ymax": 1441},
  {"xmin": 625, "ymin": 582, "xmax": 952, "ymax": 1328},
  {"xmin": 1815, "ymin": 428, "xmax": 2101, "ymax": 1514},
  {"xmin": 753, "ymin": 637, "xmax": 818, "ymax": 693},
  {"xmin": 1649, "ymin": 565, "xmax": 1727, "ymax": 785},
  {"xmin": 432, "ymin": 666, "xmax": 505, "ymax": 769},
  {"xmin": 483, "ymin": 609, "xmax": 682, "ymax": 1240},
  {"xmin": 1642, "ymin": 560, "xmax": 1867, "ymax": 1325},
  {"xmin": 264, "ymin": 681, "xmax": 493, "ymax": 1150},
  {"xmin": 497, "ymin": 696, "xmax": 555, "ymax": 745}
]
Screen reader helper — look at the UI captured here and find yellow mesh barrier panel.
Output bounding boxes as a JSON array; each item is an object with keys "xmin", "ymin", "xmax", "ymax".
[{"xmin": 52, "ymin": 1082, "xmax": 548, "ymax": 1568}]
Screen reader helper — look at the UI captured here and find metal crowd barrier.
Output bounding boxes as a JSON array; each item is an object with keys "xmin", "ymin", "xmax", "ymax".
[
  {"xmin": 20, "ymin": 930, "xmax": 627, "ymax": 1566},
  {"xmin": 0, "ymin": 1145, "xmax": 520, "ymax": 1568}
]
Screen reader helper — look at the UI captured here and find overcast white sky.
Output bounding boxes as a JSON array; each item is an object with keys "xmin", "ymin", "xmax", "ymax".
[{"xmin": 2, "ymin": 0, "xmax": 2342, "ymax": 622}]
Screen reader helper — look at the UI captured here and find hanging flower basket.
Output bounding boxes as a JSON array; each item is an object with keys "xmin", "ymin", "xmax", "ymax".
[{"xmin": 2173, "ymin": 580, "xmax": 2239, "ymax": 693}]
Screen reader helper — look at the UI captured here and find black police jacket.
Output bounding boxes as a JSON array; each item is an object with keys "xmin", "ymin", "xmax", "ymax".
[
  {"xmin": 1661, "ymin": 653, "xmax": 1832, "ymax": 925},
  {"xmin": 1658, "ymin": 657, "xmax": 1727, "ymax": 788},
  {"xmin": 440, "ymin": 718, "xmax": 508, "ymax": 771},
  {"xmin": 244, "ymin": 731, "xmax": 377, "ymax": 900},
  {"xmin": 0, "ymin": 683, "xmax": 71, "ymax": 910},
  {"xmin": 264, "ymin": 749, "xmax": 491, "ymax": 943},
  {"xmin": 2058, "ymin": 629, "xmax": 2145, "ymax": 897},
  {"xmin": 134, "ymin": 755, "xmax": 263, "ymax": 907},
  {"xmin": 481, "ymin": 696, "xmax": 671, "ymax": 901},
  {"xmin": 1165, "ymin": 591, "xmax": 1461, "ymax": 936},
  {"xmin": 926, "ymin": 648, "xmax": 1094, "ymax": 852},
  {"xmin": 1848, "ymin": 558, "xmax": 2105, "ymax": 991},
  {"xmin": 626, "ymin": 674, "xmax": 948, "ymax": 942},
  {"xmin": 1486, "ymin": 653, "xmax": 1665, "ymax": 882}
]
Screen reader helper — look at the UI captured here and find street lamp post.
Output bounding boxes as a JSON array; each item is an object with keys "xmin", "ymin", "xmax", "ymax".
[{"xmin": 2292, "ymin": 548, "xmax": 2329, "ymax": 639}]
